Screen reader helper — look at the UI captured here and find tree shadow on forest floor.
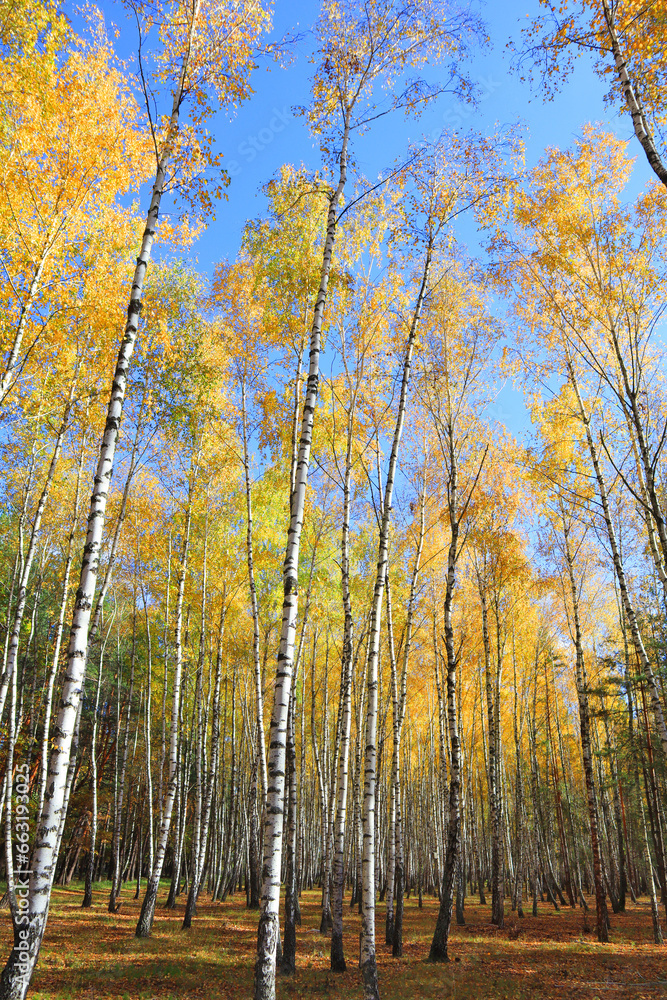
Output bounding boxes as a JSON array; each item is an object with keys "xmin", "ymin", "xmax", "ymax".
[{"xmin": 0, "ymin": 884, "xmax": 664, "ymax": 1000}]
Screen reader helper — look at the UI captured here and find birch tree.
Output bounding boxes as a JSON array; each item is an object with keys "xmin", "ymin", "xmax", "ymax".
[
  {"xmin": 422, "ymin": 274, "xmax": 498, "ymax": 962},
  {"xmin": 0, "ymin": 5, "xmax": 270, "ymax": 992},
  {"xmin": 253, "ymin": 4, "xmax": 482, "ymax": 996},
  {"xmin": 522, "ymin": 0, "xmax": 667, "ymax": 188}
]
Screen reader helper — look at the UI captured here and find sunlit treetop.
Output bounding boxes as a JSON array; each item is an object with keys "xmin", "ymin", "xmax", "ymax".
[
  {"xmin": 521, "ymin": 1, "xmax": 666, "ymax": 113},
  {"xmin": 304, "ymin": 0, "xmax": 485, "ymax": 158},
  {"xmin": 0, "ymin": 0, "xmax": 69, "ymax": 69},
  {"xmin": 520, "ymin": 1, "xmax": 667, "ymax": 182},
  {"xmin": 132, "ymin": 0, "xmax": 273, "ymax": 109},
  {"xmin": 123, "ymin": 0, "xmax": 273, "ymax": 222}
]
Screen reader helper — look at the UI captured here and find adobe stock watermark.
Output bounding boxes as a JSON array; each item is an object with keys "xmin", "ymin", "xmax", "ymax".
[
  {"xmin": 420, "ymin": 74, "xmax": 503, "ymax": 146},
  {"xmin": 442, "ymin": 74, "xmax": 502, "ymax": 131},
  {"xmin": 227, "ymin": 106, "xmax": 293, "ymax": 178},
  {"xmin": 13, "ymin": 763, "xmax": 33, "ymax": 986}
]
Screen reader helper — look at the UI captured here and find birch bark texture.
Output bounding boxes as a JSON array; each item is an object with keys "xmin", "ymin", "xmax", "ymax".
[
  {"xmin": 525, "ymin": 2, "xmax": 667, "ymax": 188},
  {"xmin": 330, "ymin": 393, "xmax": 357, "ymax": 972},
  {"xmin": 599, "ymin": 0, "xmax": 667, "ymax": 189},
  {"xmin": 560, "ymin": 512, "xmax": 610, "ymax": 943}
]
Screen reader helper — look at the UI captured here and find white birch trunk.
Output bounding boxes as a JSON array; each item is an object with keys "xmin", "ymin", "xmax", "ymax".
[
  {"xmin": 135, "ymin": 467, "xmax": 196, "ymax": 936},
  {"xmin": 331, "ymin": 401, "xmax": 356, "ymax": 969},
  {"xmin": 567, "ymin": 356, "xmax": 667, "ymax": 758},
  {"xmin": 253, "ymin": 119, "xmax": 351, "ymax": 1000},
  {"xmin": 183, "ymin": 607, "xmax": 225, "ymax": 928},
  {"xmin": 0, "ymin": 10, "xmax": 202, "ymax": 991},
  {"xmin": 142, "ymin": 588, "xmax": 155, "ymax": 875},
  {"xmin": 37, "ymin": 434, "xmax": 86, "ymax": 820},
  {"xmin": 360, "ymin": 251, "xmax": 430, "ymax": 1000},
  {"xmin": 384, "ymin": 579, "xmax": 399, "ymax": 945},
  {"xmin": 82, "ymin": 610, "xmax": 115, "ymax": 908},
  {"xmin": 109, "ymin": 601, "xmax": 136, "ymax": 912},
  {"xmin": 561, "ymin": 512, "xmax": 610, "ymax": 943},
  {"xmin": 241, "ymin": 378, "xmax": 268, "ymax": 804},
  {"xmin": 479, "ymin": 583, "xmax": 503, "ymax": 927},
  {"xmin": 391, "ymin": 490, "xmax": 424, "ymax": 957},
  {"xmin": 600, "ymin": 0, "xmax": 667, "ymax": 188}
]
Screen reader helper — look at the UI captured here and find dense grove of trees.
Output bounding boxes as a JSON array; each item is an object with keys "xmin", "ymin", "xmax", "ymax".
[{"xmin": 0, "ymin": 1, "xmax": 666, "ymax": 999}]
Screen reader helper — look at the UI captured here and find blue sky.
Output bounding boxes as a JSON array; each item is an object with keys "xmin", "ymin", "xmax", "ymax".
[
  {"xmin": 98, "ymin": 0, "xmax": 651, "ymax": 269},
  {"xmin": 96, "ymin": 0, "xmax": 653, "ymax": 438},
  {"xmin": 192, "ymin": 0, "xmax": 649, "ymax": 260},
  {"xmin": 199, "ymin": 1, "xmax": 621, "ymax": 264}
]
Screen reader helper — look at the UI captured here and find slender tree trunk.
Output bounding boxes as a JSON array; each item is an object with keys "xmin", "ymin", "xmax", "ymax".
[
  {"xmin": 38, "ymin": 433, "xmax": 86, "ymax": 819},
  {"xmin": 253, "ymin": 116, "xmax": 351, "ymax": 1000},
  {"xmin": 428, "ymin": 394, "xmax": 472, "ymax": 961},
  {"xmin": 143, "ymin": 587, "xmax": 155, "ymax": 881},
  {"xmin": 330, "ymin": 406, "xmax": 356, "ymax": 971},
  {"xmin": 428, "ymin": 520, "xmax": 462, "ymax": 962},
  {"xmin": 247, "ymin": 750, "xmax": 261, "ymax": 910},
  {"xmin": 241, "ymin": 379, "xmax": 268, "ymax": 804},
  {"xmin": 0, "ymin": 13, "xmax": 203, "ymax": 991},
  {"xmin": 479, "ymin": 584, "xmax": 504, "ymax": 928},
  {"xmin": 183, "ymin": 527, "xmax": 208, "ymax": 919},
  {"xmin": 360, "ymin": 250, "xmax": 431, "ymax": 1000},
  {"xmin": 311, "ymin": 635, "xmax": 332, "ymax": 931},
  {"xmin": 392, "ymin": 491, "xmax": 425, "ymax": 958},
  {"xmin": 600, "ymin": 0, "xmax": 667, "ymax": 188},
  {"xmin": 183, "ymin": 607, "xmax": 225, "ymax": 929},
  {"xmin": 280, "ymin": 679, "xmax": 299, "ymax": 973},
  {"xmin": 567, "ymin": 356, "xmax": 667, "ymax": 758},
  {"xmin": 82, "ymin": 614, "xmax": 113, "ymax": 908},
  {"xmin": 109, "ymin": 599, "xmax": 136, "ymax": 912},
  {"xmin": 561, "ymin": 514, "xmax": 609, "ymax": 944},
  {"xmin": 136, "ymin": 462, "xmax": 197, "ymax": 937},
  {"xmin": 639, "ymin": 770, "xmax": 663, "ymax": 944}
]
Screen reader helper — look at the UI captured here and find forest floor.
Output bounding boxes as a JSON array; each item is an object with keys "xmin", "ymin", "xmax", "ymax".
[{"xmin": 0, "ymin": 883, "xmax": 665, "ymax": 1000}]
